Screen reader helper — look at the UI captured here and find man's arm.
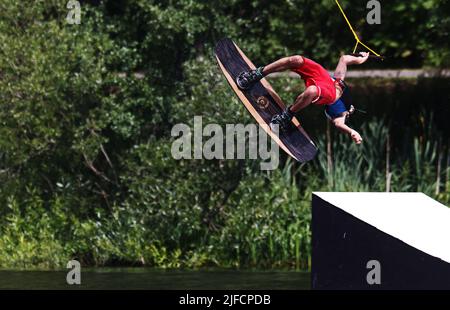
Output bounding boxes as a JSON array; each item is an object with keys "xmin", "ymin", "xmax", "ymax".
[
  {"xmin": 332, "ymin": 115, "xmax": 363, "ymax": 144},
  {"xmin": 334, "ymin": 52, "xmax": 370, "ymax": 80}
]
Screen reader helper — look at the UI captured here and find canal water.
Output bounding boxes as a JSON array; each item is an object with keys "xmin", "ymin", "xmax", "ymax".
[{"xmin": 0, "ymin": 268, "xmax": 310, "ymax": 290}]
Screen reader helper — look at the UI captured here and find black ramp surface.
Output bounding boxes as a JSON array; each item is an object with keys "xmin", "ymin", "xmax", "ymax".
[
  {"xmin": 215, "ymin": 38, "xmax": 318, "ymax": 163},
  {"xmin": 311, "ymin": 192, "xmax": 450, "ymax": 289}
]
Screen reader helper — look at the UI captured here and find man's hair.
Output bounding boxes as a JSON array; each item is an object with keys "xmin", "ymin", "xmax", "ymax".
[{"xmin": 341, "ymin": 83, "xmax": 352, "ymax": 109}]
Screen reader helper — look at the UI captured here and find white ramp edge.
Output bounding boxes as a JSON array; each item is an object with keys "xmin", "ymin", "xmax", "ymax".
[{"xmin": 313, "ymin": 192, "xmax": 450, "ymax": 264}]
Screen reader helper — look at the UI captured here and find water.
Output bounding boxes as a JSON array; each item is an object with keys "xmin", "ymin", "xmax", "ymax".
[{"xmin": 0, "ymin": 268, "xmax": 310, "ymax": 290}]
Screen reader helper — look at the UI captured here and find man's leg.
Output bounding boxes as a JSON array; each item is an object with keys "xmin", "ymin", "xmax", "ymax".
[
  {"xmin": 270, "ymin": 85, "xmax": 318, "ymax": 131},
  {"xmin": 262, "ymin": 55, "xmax": 304, "ymax": 76},
  {"xmin": 289, "ymin": 85, "xmax": 318, "ymax": 113},
  {"xmin": 236, "ymin": 55, "xmax": 304, "ymax": 89}
]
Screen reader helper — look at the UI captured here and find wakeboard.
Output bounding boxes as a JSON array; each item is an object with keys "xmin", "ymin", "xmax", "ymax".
[{"xmin": 214, "ymin": 38, "xmax": 318, "ymax": 163}]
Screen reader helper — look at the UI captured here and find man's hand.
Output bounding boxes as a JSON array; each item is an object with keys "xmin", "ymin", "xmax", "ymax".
[
  {"xmin": 332, "ymin": 116, "xmax": 363, "ymax": 144},
  {"xmin": 350, "ymin": 130, "xmax": 363, "ymax": 144},
  {"xmin": 341, "ymin": 52, "xmax": 370, "ymax": 66},
  {"xmin": 352, "ymin": 52, "xmax": 370, "ymax": 65}
]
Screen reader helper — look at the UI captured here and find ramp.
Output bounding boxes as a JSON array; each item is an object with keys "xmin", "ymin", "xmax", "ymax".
[{"xmin": 312, "ymin": 192, "xmax": 450, "ymax": 289}]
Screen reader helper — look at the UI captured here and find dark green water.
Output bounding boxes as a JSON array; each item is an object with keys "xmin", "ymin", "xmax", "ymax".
[{"xmin": 0, "ymin": 268, "xmax": 310, "ymax": 290}]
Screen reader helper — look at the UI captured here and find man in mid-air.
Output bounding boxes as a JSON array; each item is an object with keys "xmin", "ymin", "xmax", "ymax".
[{"xmin": 236, "ymin": 52, "xmax": 370, "ymax": 144}]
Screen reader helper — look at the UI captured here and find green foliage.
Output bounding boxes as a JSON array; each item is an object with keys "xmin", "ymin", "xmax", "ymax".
[
  {"xmin": 314, "ymin": 120, "xmax": 388, "ymax": 191},
  {"xmin": 0, "ymin": 0, "xmax": 448, "ymax": 270},
  {"xmin": 211, "ymin": 161, "xmax": 312, "ymax": 269}
]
